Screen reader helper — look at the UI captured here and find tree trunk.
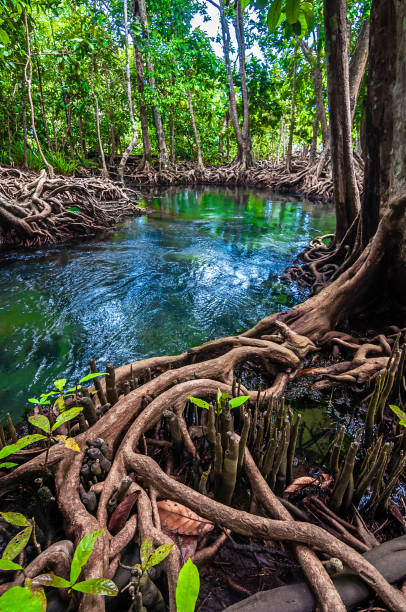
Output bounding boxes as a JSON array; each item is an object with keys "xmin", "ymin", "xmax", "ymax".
[
  {"xmin": 103, "ymin": 64, "xmax": 116, "ymax": 157},
  {"xmin": 187, "ymin": 88, "xmax": 204, "ymax": 170},
  {"xmin": 234, "ymin": 0, "xmax": 252, "ymax": 168},
  {"xmin": 323, "ymin": 0, "xmax": 360, "ymax": 242},
  {"xmin": 22, "ymin": 77, "xmax": 28, "ymax": 168},
  {"xmin": 78, "ymin": 116, "xmax": 87, "ymax": 159},
  {"xmin": 65, "ymin": 101, "xmax": 75, "ymax": 160},
  {"xmin": 23, "ymin": 9, "xmax": 54, "ymax": 178},
  {"xmin": 286, "ymin": 37, "xmax": 298, "ymax": 172},
  {"xmin": 118, "ymin": 0, "xmax": 138, "ymax": 184},
  {"xmin": 349, "ymin": 20, "xmax": 370, "ymax": 121},
  {"xmin": 309, "ymin": 110, "xmax": 319, "ymax": 164},
  {"xmin": 169, "ymin": 106, "xmax": 175, "ymax": 164},
  {"xmin": 137, "ymin": 0, "xmax": 169, "ymax": 169},
  {"xmin": 276, "ymin": 117, "xmax": 283, "ymax": 163},
  {"xmin": 34, "ymin": 56, "xmax": 52, "ymax": 150},
  {"xmin": 218, "ymin": 0, "xmax": 245, "ymax": 163},
  {"xmin": 300, "ymin": 34, "xmax": 328, "ymax": 148},
  {"xmin": 130, "ymin": 0, "xmax": 152, "ymax": 170}
]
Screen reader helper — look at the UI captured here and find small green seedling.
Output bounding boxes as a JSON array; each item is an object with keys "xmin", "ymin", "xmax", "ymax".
[
  {"xmin": 176, "ymin": 558, "xmax": 200, "ymax": 612},
  {"xmin": 28, "ymin": 372, "xmax": 107, "ymax": 415},
  {"xmin": 0, "ymin": 434, "xmax": 51, "ymax": 470},
  {"xmin": 27, "ymin": 406, "xmax": 83, "ymax": 465},
  {"xmin": 389, "ymin": 405, "xmax": 406, "ymax": 427},
  {"xmin": 0, "ymin": 512, "xmax": 35, "ymax": 572},
  {"xmin": 0, "ymin": 528, "xmax": 118, "ymax": 609},
  {"xmin": 31, "ymin": 529, "xmax": 118, "ymax": 595},
  {"xmin": 188, "ymin": 388, "xmax": 249, "ymax": 416}
]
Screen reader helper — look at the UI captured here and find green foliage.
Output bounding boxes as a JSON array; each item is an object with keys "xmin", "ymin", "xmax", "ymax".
[
  {"xmin": 389, "ymin": 405, "xmax": 406, "ymax": 427},
  {"xmin": 189, "ymin": 390, "xmax": 249, "ymax": 416},
  {"xmin": 0, "ymin": 586, "xmax": 44, "ymax": 612},
  {"xmin": 176, "ymin": 558, "xmax": 200, "ymax": 612}
]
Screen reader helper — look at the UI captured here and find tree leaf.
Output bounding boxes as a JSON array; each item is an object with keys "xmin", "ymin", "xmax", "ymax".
[
  {"xmin": 28, "ymin": 415, "xmax": 50, "ymax": 434},
  {"xmin": 0, "ymin": 462, "xmax": 18, "ymax": 469},
  {"xmin": 54, "ymin": 379, "xmax": 67, "ymax": 391},
  {"xmin": 176, "ymin": 558, "xmax": 200, "ymax": 612},
  {"xmin": 72, "ymin": 577, "xmax": 118, "ymax": 595},
  {"xmin": 267, "ymin": 0, "xmax": 283, "ymax": 31},
  {"xmin": 140, "ymin": 537, "xmax": 153, "ymax": 568},
  {"xmin": 54, "ymin": 435, "xmax": 67, "ymax": 442},
  {"xmin": 70, "ymin": 529, "xmax": 104, "ymax": 585},
  {"xmin": 0, "ymin": 586, "xmax": 43, "ymax": 612},
  {"xmin": 157, "ymin": 501, "xmax": 214, "ymax": 536},
  {"xmin": 64, "ymin": 438, "xmax": 80, "ymax": 452},
  {"xmin": 3, "ymin": 526, "xmax": 32, "ymax": 560},
  {"xmin": 28, "ymin": 398, "xmax": 40, "ymax": 404},
  {"xmin": 229, "ymin": 396, "xmax": 250, "ymax": 409},
  {"xmin": 187, "ymin": 396, "xmax": 209, "ymax": 410},
  {"xmin": 0, "ymin": 512, "xmax": 30, "ymax": 527},
  {"xmin": 54, "ymin": 395, "xmax": 66, "ymax": 413},
  {"xmin": 0, "ymin": 444, "xmax": 18, "ymax": 460},
  {"xmin": 389, "ymin": 404, "xmax": 406, "ymax": 422},
  {"xmin": 24, "ymin": 579, "xmax": 47, "ymax": 612},
  {"xmin": 79, "ymin": 372, "xmax": 107, "ymax": 383},
  {"xmin": 286, "ymin": 0, "xmax": 300, "ymax": 24},
  {"xmin": 32, "ymin": 573, "xmax": 71, "ymax": 588},
  {"xmin": 0, "ymin": 559, "xmax": 23, "ymax": 571},
  {"xmin": 0, "ymin": 28, "xmax": 10, "ymax": 45},
  {"xmin": 15, "ymin": 434, "xmax": 47, "ymax": 450},
  {"xmin": 51, "ymin": 407, "xmax": 83, "ymax": 431},
  {"xmin": 145, "ymin": 544, "xmax": 173, "ymax": 570}
]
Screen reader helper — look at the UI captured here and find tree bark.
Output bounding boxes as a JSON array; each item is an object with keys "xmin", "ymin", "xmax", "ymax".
[
  {"xmin": 234, "ymin": 0, "xmax": 252, "ymax": 167},
  {"xmin": 323, "ymin": 0, "xmax": 360, "ymax": 241},
  {"xmin": 286, "ymin": 37, "xmax": 298, "ymax": 172},
  {"xmin": 118, "ymin": 0, "xmax": 138, "ymax": 183},
  {"xmin": 349, "ymin": 20, "xmax": 370, "ymax": 121},
  {"xmin": 23, "ymin": 9, "xmax": 54, "ymax": 178},
  {"xmin": 137, "ymin": 0, "xmax": 169, "ymax": 169},
  {"xmin": 361, "ymin": 0, "xmax": 406, "ymax": 299},
  {"xmin": 187, "ymin": 88, "xmax": 204, "ymax": 169}
]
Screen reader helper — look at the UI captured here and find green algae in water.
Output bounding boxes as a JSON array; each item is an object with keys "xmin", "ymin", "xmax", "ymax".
[{"xmin": 0, "ymin": 187, "xmax": 335, "ymax": 422}]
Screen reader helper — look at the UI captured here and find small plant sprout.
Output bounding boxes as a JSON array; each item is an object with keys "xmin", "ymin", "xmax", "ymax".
[
  {"xmin": 188, "ymin": 388, "xmax": 249, "ymax": 416},
  {"xmin": 32, "ymin": 529, "xmax": 118, "ymax": 595},
  {"xmin": 28, "ymin": 372, "xmax": 107, "ymax": 415},
  {"xmin": 0, "ymin": 434, "xmax": 50, "ymax": 470},
  {"xmin": 389, "ymin": 405, "xmax": 406, "ymax": 427},
  {"xmin": 0, "ymin": 512, "xmax": 36, "ymax": 571},
  {"xmin": 0, "ymin": 528, "xmax": 118, "ymax": 610},
  {"xmin": 27, "ymin": 407, "xmax": 83, "ymax": 465},
  {"xmin": 176, "ymin": 558, "xmax": 200, "ymax": 612}
]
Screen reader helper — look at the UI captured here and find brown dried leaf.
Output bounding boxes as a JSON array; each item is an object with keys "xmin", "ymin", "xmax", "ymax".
[
  {"xmin": 284, "ymin": 474, "xmax": 332, "ymax": 494},
  {"xmin": 108, "ymin": 491, "xmax": 140, "ymax": 535},
  {"xmin": 157, "ymin": 500, "xmax": 214, "ymax": 536}
]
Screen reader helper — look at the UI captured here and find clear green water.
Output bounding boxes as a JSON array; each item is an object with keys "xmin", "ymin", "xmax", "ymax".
[{"xmin": 0, "ymin": 188, "xmax": 335, "ymax": 421}]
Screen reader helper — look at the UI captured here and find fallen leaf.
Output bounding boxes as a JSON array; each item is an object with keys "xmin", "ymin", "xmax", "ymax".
[
  {"xmin": 157, "ymin": 501, "xmax": 214, "ymax": 536},
  {"xmin": 284, "ymin": 474, "xmax": 332, "ymax": 494},
  {"xmin": 108, "ymin": 491, "xmax": 140, "ymax": 535}
]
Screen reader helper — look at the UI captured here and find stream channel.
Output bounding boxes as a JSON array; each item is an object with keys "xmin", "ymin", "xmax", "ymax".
[{"xmin": 0, "ymin": 187, "xmax": 337, "ymax": 455}]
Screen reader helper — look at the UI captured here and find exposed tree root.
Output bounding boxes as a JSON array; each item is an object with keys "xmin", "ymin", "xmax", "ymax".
[{"xmin": 0, "ymin": 165, "xmax": 142, "ymax": 247}]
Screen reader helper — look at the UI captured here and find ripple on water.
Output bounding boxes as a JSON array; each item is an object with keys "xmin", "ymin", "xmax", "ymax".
[{"xmin": 0, "ymin": 188, "xmax": 335, "ymax": 420}]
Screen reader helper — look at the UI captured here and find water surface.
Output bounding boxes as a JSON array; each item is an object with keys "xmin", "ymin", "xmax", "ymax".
[{"xmin": 0, "ymin": 187, "xmax": 335, "ymax": 420}]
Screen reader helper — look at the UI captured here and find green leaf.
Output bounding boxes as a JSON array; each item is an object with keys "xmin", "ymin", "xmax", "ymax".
[
  {"xmin": 3, "ymin": 526, "xmax": 32, "ymax": 560},
  {"xmin": 70, "ymin": 529, "xmax": 104, "ymax": 585},
  {"xmin": 15, "ymin": 434, "xmax": 47, "ymax": 449},
  {"xmin": 32, "ymin": 573, "xmax": 71, "ymax": 588},
  {"xmin": 0, "ymin": 559, "xmax": 23, "ymax": 571},
  {"xmin": 0, "ymin": 512, "xmax": 30, "ymax": 527},
  {"xmin": 65, "ymin": 385, "xmax": 82, "ymax": 393},
  {"xmin": 0, "ymin": 444, "xmax": 18, "ymax": 460},
  {"xmin": 187, "ymin": 397, "xmax": 209, "ymax": 410},
  {"xmin": 267, "ymin": 0, "xmax": 283, "ymax": 31},
  {"xmin": 28, "ymin": 398, "xmax": 40, "ymax": 404},
  {"xmin": 67, "ymin": 206, "xmax": 81, "ymax": 214},
  {"xmin": 400, "ymin": 419, "xmax": 406, "ymax": 427},
  {"xmin": 79, "ymin": 372, "xmax": 107, "ymax": 383},
  {"xmin": 0, "ymin": 29, "xmax": 10, "ymax": 45},
  {"xmin": 28, "ymin": 415, "xmax": 50, "ymax": 434},
  {"xmin": 229, "ymin": 396, "xmax": 250, "ymax": 409},
  {"xmin": 0, "ymin": 586, "xmax": 43, "ymax": 612},
  {"xmin": 72, "ymin": 578, "xmax": 119, "ymax": 595},
  {"xmin": 54, "ymin": 379, "xmax": 67, "ymax": 391},
  {"xmin": 140, "ymin": 537, "xmax": 153, "ymax": 568},
  {"xmin": 0, "ymin": 462, "xmax": 18, "ymax": 469},
  {"xmin": 301, "ymin": 2, "xmax": 315, "ymax": 31},
  {"xmin": 54, "ymin": 395, "xmax": 66, "ymax": 413},
  {"xmin": 145, "ymin": 543, "xmax": 173, "ymax": 570},
  {"xmin": 389, "ymin": 405, "xmax": 406, "ymax": 422},
  {"xmin": 24, "ymin": 580, "xmax": 46, "ymax": 612},
  {"xmin": 51, "ymin": 407, "xmax": 83, "ymax": 431},
  {"xmin": 176, "ymin": 558, "xmax": 200, "ymax": 612},
  {"xmin": 286, "ymin": 0, "xmax": 300, "ymax": 24}
]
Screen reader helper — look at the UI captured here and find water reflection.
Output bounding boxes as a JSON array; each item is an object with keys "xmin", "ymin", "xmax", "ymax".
[{"xmin": 0, "ymin": 188, "xmax": 335, "ymax": 420}]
